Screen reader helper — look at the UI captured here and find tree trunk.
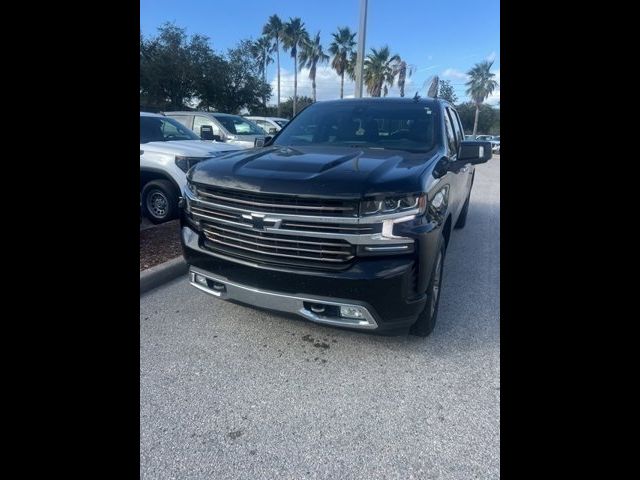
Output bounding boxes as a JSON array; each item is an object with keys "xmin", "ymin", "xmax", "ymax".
[
  {"xmin": 472, "ymin": 103, "xmax": 480, "ymax": 136},
  {"xmin": 293, "ymin": 54, "xmax": 298, "ymax": 116},
  {"xmin": 263, "ymin": 58, "xmax": 267, "ymax": 109},
  {"xmin": 276, "ymin": 40, "xmax": 281, "ymax": 117},
  {"xmin": 340, "ymin": 72, "xmax": 344, "ymax": 99}
]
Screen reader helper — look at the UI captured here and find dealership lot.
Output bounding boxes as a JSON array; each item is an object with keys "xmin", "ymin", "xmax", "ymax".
[{"xmin": 140, "ymin": 156, "xmax": 500, "ymax": 479}]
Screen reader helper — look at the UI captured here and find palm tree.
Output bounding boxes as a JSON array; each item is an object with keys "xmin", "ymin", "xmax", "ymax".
[
  {"xmin": 262, "ymin": 15, "xmax": 284, "ymax": 116},
  {"xmin": 363, "ymin": 46, "xmax": 400, "ymax": 97},
  {"xmin": 328, "ymin": 27, "xmax": 357, "ymax": 99},
  {"xmin": 393, "ymin": 60, "xmax": 414, "ymax": 97},
  {"xmin": 465, "ymin": 60, "xmax": 499, "ymax": 136},
  {"xmin": 251, "ymin": 36, "xmax": 274, "ymax": 108},
  {"xmin": 299, "ymin": 31, "xmax": 330, "ymax": 102},
  {"xmin": 282, "ymin": 17, "xmax": 308, "ymax": 116},
  {"xmin": 345, "ymin": 51, "xmax": 358, "ymax": 82}
]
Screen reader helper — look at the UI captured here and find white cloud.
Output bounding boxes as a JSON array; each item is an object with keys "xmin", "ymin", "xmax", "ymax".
[
  {"xmin": 268, "ymin": 66, "xmax": 415, "ymax": 104},
  {"xmin": 441, "ymin": 68, "xmax": 469, "ymax": 81},
  {"xmin": 486, "ymin": 51, "xmax": 497, "ymax": 62}
]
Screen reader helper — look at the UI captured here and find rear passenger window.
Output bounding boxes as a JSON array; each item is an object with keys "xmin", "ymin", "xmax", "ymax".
[
  {"xmin": 193, "ymin": 116, "xmax": 220, "ymax": 136},
  {"xmin": 171, "ymin": 115, "xmax": 192, "ymax": 129},
  {"xmin": 442, "ymin": 109, "xmax": 457, "ymax": 155}
]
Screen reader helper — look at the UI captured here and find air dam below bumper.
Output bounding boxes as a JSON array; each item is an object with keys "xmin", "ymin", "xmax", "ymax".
[{"xmin": 182, "ymin": 225, "xmax": 428, "ymax": 334}]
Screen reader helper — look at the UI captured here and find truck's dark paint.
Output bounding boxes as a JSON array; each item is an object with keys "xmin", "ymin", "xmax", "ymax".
[{"xmin": 181, "ymin": 98, "xmax": 490, "ymax": 335}]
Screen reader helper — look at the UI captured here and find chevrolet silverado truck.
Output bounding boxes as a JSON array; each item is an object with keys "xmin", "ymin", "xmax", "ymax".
[{"xmin": 180, "ymin": 98, "xmax": 491, "ymax": 336}]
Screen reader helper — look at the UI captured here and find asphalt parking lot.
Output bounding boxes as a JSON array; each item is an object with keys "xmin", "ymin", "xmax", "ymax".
[{"xmin": 140, "ymin": 156, "xmax": 500, "ymax": 479}]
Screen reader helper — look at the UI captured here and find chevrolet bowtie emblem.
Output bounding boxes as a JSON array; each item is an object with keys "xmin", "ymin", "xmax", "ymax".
[{"xmin": 242, "ymin": 213, "xmax": 282, "ymax": 230}]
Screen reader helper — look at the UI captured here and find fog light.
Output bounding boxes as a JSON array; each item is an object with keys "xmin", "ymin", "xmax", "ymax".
[
  {"xmin": 340, "ymin": 306, "xmax": 365, "ymax": 319},
  {"xmin": 194, "ymin": 273, "xmax": 208, "ymax": 287}
]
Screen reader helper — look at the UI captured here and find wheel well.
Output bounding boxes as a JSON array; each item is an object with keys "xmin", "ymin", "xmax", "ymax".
[
  {"xmin": 140, "ymin": 169, "xmax": 179, "ymax": 192},
  {"xmin": 442, "ymin": 215, "xmax": 452, "ymax": 250}
]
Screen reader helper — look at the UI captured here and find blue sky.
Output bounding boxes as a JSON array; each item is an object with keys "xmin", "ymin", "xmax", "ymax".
[{"xmin": 140, "ymin": 0, "xmax": 500, "ymax": 105}]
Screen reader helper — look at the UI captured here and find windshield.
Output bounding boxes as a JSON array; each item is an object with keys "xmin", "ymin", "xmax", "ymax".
[
  {"xmin": 213, "ymin": 115, "xmax": 264, "ymax": 135},
  {"xmin": 273, "ymin": 102, "xmax": 436, "ymax": 153},
  {"xmin": 140, "ymin": 116, "xmax": 200, "ymax": 143}
]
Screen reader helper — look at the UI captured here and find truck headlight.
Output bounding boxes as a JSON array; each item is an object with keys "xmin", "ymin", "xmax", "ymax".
[
  {"xmin": 360, "ymin": 194, "xmax": 426, "ymax": 216},
  {"xmin": 175, "ymin": 156, "xmax": 211, "ymax": 173}
]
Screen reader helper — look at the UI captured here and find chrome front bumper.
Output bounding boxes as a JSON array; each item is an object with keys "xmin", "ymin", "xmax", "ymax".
[{"xmin": 189, "ymin": 267, "xmax": 379, "ymax": 330}]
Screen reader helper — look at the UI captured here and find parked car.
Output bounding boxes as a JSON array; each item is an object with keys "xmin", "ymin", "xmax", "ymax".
[
  {"xmin": 245, "ymin": 116, "xmax": 289, "ymax": 134},
  {"xmin": 475, "ymin": 135, "xmax": 499, "ymax": 154},
  {"xmin": 180, "ymin": 98, "xmax": 492, "ymax": 337},
  {"xmin": 140, "ymin": 112, "xmax": 243, "ymax": 224},
  {"xmin": 165, "ymin": 111, "xmax": 266, "ymax": 149}
]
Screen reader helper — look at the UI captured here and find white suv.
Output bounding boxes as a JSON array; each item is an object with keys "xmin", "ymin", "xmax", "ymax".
[{"xmin": 140, "ymin": 112, "xmax": 243, "ymax": 223}]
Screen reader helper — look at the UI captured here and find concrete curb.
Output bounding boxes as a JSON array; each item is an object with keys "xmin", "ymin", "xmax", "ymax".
[{"xmin": 140, "ymin": 257, "xmax": 188, "ymax": 295}]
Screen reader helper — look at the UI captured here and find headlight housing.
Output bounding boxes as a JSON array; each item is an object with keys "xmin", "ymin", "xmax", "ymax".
[
  {"xmin": 360, "ymin": 194, "xmax": 426, "ymax": 217},
  {"xmin": 175, "ymin": 156, "xmax": 212, "ymax": 173}
]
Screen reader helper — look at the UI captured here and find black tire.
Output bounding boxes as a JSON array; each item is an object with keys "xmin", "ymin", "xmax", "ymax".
[
  {"xmin": 142, "ymin": 180, "xmax": 179, "ymax": 224},
  {"xmin": 410, "ymin": 239, "xmax": 446, "ymax": 337},
  {"xmin": 454, "ymin": 193, "xmax": 470, "ymax": 229}
]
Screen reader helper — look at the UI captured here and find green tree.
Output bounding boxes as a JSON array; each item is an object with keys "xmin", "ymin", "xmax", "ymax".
[
  {"xmin": 216, "ymin": 39, "xmax": 272, "ymax": 113},
  {"xmin": 455, "ymin": 102, "xmax": 499, "ymax": 135},
  {"xmin": 438, "ymin": 79, "xmax": 458, "ymax": 103},
  {"xmin": 282, "ymin": 18, "xmax": 308, "ymax": 115},
  {"xmin": 262, "ymin": 15, "xmax": 284, "ymax": 116},
  {"xmin": 328, "ymin": 27, "xmax": 357, "ymax": 99},
  {"xmin": 465, "ymin": 60, "xmax": 499, "ymax": 136},
  {"xmin": 251, "ymin": 36, "xmax": 274, "ymax": 107},
  {"xmin": 140, "ymin": 23, "xmax": 198, "ymax": 110},
  {"xmin": 279, "ymin": 96, "xmax": 314, "ymax": 118},
  {"xmin": 298, "ymin": 31, "xmax": 330, "ymax": 102},
  {"xmin": 363, "ymin": 46, "xmax": 400, "ymax": 97}
]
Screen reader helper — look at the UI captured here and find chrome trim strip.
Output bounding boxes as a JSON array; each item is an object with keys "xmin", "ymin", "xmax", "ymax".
[
  {"xmin": 204, "ymin": 237, "xmax": 353, "ymax": 262},
  {"xmin": 364, "ymin": 245, "xmax": 411, "ymax": 252},
  {"xmin": 196, "ymin": 189, "xmax": 356, "ymax": 212},
  {"xmin": 203, "ymin": 224, "xmax": 350, "ymax": 247},
  {"xmin": 189, "ymin": 268, "xmax": 378, "ymax": 329},
  {"xmin": 203, "ymin": 230, "xmax": 353, "ymax": 256},
  {"xmin": 185, "ymin": 188, "xmax": 419, "ymax": 224}
]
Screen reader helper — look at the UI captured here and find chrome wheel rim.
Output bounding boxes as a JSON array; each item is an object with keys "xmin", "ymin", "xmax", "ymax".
[{"xmin": 147, "ymin": 190, "xmax": 168, "ymax": 218}]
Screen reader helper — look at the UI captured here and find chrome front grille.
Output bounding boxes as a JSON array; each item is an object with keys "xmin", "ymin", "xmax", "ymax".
[
  {"xmin": 194, "ymin": 184, "xmax": 358, "ymax": 217},
  {"xmin": 202, "ymin": 222, "xmax": 355, "ymax": 264},
  {"xmin": 185, "ymin": 185, "xmax": 413, "ymax": 269}
]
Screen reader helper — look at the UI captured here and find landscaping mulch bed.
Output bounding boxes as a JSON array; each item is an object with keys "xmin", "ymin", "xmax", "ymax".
[{"xmin": 140, "ymin": 220, "xmax": 182, "ymax": 271}]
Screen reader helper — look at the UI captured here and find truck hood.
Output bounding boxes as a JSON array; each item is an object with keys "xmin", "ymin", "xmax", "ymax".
[
  {"xmin": 189, "ymin": 145, "xmax": 439, "ymax": 198},
  {"xmin": 141, "ymin": 140, "xmax": 243, "ymax": 157}
]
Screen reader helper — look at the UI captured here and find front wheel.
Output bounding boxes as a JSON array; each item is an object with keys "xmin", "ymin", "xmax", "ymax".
[
  {"xmin": 410, "ymin": 240, "xmax": 445, "ymax": 337},
  {"xmin": 142, "ymin": 180, "xmax": 179, "ymax": 224}
]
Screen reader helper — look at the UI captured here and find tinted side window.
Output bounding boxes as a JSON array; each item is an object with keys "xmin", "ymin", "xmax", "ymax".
[
  {"xmin": 446, "ymin": 107, "xmax": 463, "ymax": 150},
  {"xmin": 451, "ymin": 108, "xmax": 466, "ymax": 141},
  {"xmin": 193, "ymin": 116, "xmax": 220, "ymax": 136},
  {"xmin": 442, "ymin": 108, "xmax": 457, "ymax": 155}
]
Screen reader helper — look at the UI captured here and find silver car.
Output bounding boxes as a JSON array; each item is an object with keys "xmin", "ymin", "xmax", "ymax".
[
  {"xmin": 165, "ymin": 111, "xmax": 266, "ymax": 149},
  {"xmin": 245, "ymin": 116, "xmax": 289, "ymax": 134}
]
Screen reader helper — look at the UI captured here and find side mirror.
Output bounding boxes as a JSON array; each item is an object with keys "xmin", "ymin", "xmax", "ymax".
[
  {"xmin": 268, "ymin": 127, "xmax": 277, "ymax": 134},
  {"xmin": 200, "ymin": 125, "xmax": 215, "ymax": 141},
  {"xmin": 263, "ymin": 136, "xmax": 274, "ymax": 146},
  {"xmin": 458, "ymin": 141, "xmax": 492, "ymax": 164}
]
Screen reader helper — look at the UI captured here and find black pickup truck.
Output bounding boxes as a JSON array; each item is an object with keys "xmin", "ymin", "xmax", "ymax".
[{"xmin": 180, "ymin": 98, "xmax": 491, "ymax": 336}]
